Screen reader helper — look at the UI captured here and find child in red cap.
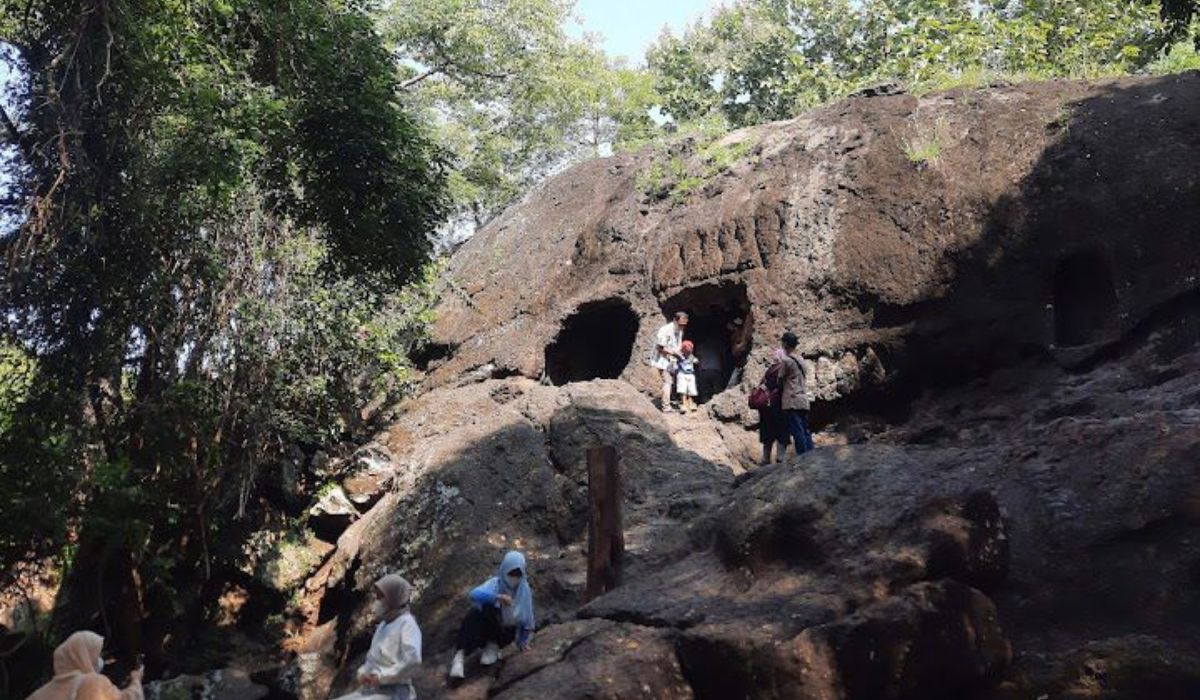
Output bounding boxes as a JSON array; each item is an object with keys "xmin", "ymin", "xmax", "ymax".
[{"xmin": 675, "ymin": 340, "xmax": 700, "ymax": 413}]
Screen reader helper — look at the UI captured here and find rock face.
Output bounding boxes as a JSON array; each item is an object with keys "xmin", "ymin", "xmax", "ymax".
[
  {"xmin": 288, "ymin": 73, "xmax": 1200, "ymax": 700},
  {"xmin": 144, "ymin": 668, "xmax": 268, "ymax": 700},
  {"xmin": 428, "ymin": 73, "xmax": 1200, "ymax": 412}
]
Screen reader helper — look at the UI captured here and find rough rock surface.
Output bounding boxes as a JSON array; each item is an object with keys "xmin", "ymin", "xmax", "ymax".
[
  {"xmin": 144, "ymin": 668, "xmax": 268, "ymax": 700},
  {"xmin": 285, "ymin": 73, "xmax": 1200, "ymax": 700},
  {"xmin": 428, "ymin": 72, "xmax": 1200, "ymax": 411}
]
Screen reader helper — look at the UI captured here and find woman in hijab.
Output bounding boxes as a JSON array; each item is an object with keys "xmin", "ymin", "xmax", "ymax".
[
  {"xmin": 757, "ymin": 349, "xmax": 791, "ymax": 465},
  {"xmin": 335, "ymin": 574, "xmax": 422, "ymax": 700},
  {"xmin": 447, "ymin": 550, "xmax": 534, "ymax": 680},
  {"xmin": 26, "ymin": 631, "xmax": 143, "ymax": 700}
]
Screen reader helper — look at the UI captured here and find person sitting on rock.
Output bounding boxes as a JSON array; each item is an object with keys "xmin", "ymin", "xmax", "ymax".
[
  {"xmin": 676, "ymin": 340, "xmax": 700, "ymax": 413},
  {"xmin": 27, "ymin": 631, "xmax": 143, "ymax": 700},
  {"xmin": 334, "ymin": 574, "xmax": 422, "ymax": 700},
  {"xmin": 651, "ymin": 311, "xmax": 687, "ymax": 412},
  {"xmin": 448, "ymin": 551, "xmax": 535, "ymax": 680}
]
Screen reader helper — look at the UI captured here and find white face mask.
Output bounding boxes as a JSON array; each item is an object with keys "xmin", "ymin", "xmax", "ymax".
[
  {"xmin": 371, "ymin": 599, "xmax": 387, "ymax": 617},
  {"xmin": 94, "ymin": 658, "xmax": 104, "ymax": 673}
]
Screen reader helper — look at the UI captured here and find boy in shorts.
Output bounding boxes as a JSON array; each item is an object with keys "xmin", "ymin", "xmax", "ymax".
[{"xmin": 675, "ymin": 340, "xmax": 700, "ymax": 413}]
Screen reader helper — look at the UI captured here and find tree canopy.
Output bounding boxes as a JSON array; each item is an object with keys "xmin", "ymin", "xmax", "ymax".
[
  {"xmin": 382, "ymin": 0, "xmax": 656, "ymax": 233},
  {"xmin": 648, "ymin": 0, "xmax": 1200, "ymax": 129},
  {"xmin": 0, "ymin": 0, "xmax": 448, "ymax": 667}
]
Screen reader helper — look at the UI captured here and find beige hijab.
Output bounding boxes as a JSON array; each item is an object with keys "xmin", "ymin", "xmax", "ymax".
[
  {"xmin": 26, "ymin": 631, "xmax": 101, "ymax": 700},
  {"xmin": 26, "ymin": 632, "xmax": 142, "ymax": 700},
  {"xmin": 374, "ymin": 574, "xmax": 413, "ymax": 623}
]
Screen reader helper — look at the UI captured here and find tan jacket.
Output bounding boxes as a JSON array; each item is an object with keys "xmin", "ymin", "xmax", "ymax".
[{"xmin": 779, "ymin": 354, "xmax": 809, "ymax": 411}]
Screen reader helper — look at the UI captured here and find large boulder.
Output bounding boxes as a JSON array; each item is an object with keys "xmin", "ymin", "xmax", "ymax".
[
  {"xmin": 428, "ymin": 73, "xmax": 1200, "ymax": 406},
  {"xmin": 289, "ymin": 73, "xmax": 1200, "ymax": 700},
  {"xmin": 144, "ymin": 668, "xmax": 268, "ymax": 700}
]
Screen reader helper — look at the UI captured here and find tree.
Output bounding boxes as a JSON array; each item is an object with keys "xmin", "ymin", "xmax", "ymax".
[
  {"xmin": 382, "ymin": 0, "xmax": 657, "ymax": 232},
  {"xmin": 0, "ymin": 0, "xmax": 446, "ymax": 672},
  {"xmin": 647, "ymin": 0, "xmax": 1178, "ymax": 129},
  {"xmin": 1160, "ymin": 0, "xmax": 1200, "ymax": 38}
]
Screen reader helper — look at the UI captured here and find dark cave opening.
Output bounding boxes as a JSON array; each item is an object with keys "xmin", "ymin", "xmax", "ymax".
[
  {"xmin": 660, "ymin": 281, "xmax": 753, "ymax": 404},
  {"xmin": 545, "ymin": 299, "xmax": 640, "ymax": 385},
  {"xmin": 1054, "ymin": 251, "xmax": 1119, "ymax": 347}
]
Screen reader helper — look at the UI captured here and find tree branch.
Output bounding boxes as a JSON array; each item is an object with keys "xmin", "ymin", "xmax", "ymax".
[
  {"xmin": 399, "ymin": 65, "xmax": 444, "ymax": 89},
  {"xmin": 428, "ymin": 35, "xmax": 510, "ymax": 82},
  {"xmin": 0, "ymin": 104, "xmax": 31, "ymax": 161}
]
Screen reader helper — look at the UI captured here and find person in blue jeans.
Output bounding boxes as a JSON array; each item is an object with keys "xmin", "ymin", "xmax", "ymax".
[
  {"xmin": 447, "ymin": 551, "xmax": 535, "ymax": 679},
  {"xmin": 779, "ymin": 332, "xmax": 814, "ymax": 455}
]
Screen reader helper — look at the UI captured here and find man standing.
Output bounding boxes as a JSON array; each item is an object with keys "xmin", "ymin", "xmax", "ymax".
[
  {"xmin": 694, "ymin": 333, "xmax": 725, "ymax": 402},
  {"xmin": 779, "ymin": 331, "xmax": 814, "ymax": 454},
  {"xmin": 726, "ymin": 311, "xmax": 754, "ymax": 388},
  {"xmin": 652, "ymin": 312, "xmax": 687, "ymax": 412}
]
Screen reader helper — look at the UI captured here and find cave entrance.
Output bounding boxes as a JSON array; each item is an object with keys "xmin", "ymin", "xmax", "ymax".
[
  {"xmin": 660, "ymin": 281, "xmax": 752, "ymax": 404},
  {"xmin": 1053, "ymin": 252, "xmax": 1118, "ymax": 347},
  {"xmin": 545, "ymin": 299, "xmax": 640, "ymax": 385}
]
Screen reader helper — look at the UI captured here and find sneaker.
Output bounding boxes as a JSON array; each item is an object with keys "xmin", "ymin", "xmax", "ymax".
[
  {"xmin": 449, "ymin": 650, "xmax": 465, "ymax": 679},
  {"xmin": 480, "ymin": 641, "xmax": 500, "ymax": 666}
]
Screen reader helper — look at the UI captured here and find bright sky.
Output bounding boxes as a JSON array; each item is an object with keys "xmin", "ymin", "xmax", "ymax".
[{"xmin": 571, "ymin": 0, "xmax": 721, "ymax": 65}]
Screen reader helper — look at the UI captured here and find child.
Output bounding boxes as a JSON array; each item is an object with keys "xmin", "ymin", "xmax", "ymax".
[
  {"xmin": 675, "ymin": 340, "xmax": 700, "ymax": 413},
  {"xmin": 448, "ymin": 551, "xmax": 535, "ymax": 680},
  {"xmin": 335, "ymin": 574, "xmax": 422, "ymax": 700}
]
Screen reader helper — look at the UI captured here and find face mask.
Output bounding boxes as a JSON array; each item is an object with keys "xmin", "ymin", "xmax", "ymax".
[
  {"xmin": 371, "ymin": 600, "xmax": 387, "ymax": 617},
  {"xmin": 94, "ymin": 658, "xmax": 104, "ymax": 673},
  {"xmin": 506, "ymin": 574, "xmax": 521, "ymax": 587}
]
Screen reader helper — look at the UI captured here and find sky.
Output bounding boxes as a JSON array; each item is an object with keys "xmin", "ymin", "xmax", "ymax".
[{"xmin": 570, "ymin": 0, "xmax": 721, "ymax": 65}]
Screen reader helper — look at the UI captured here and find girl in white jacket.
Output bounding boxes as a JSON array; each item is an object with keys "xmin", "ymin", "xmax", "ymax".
[{"xmin": 335, "ymin": 574, "xmax": 422, "ymax": 700}]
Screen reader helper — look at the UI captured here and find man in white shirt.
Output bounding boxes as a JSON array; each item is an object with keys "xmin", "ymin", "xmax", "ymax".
[{"xmin": 651, "ymin": 312, "xmax": 687, "ymax": 412}]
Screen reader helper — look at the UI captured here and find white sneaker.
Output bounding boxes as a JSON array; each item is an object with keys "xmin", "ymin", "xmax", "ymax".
[
  {"xmin": 480, "ymin": 641, "xmax": 500, "ymax": 666},
  {"xmin": 449, "ymin": 650, "xmax": 465, "ymax": 679}
]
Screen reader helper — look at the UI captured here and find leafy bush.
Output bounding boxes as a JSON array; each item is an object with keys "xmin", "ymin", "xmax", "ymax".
[{"xmin": 1147, "ymin": 30, "xmax": 1200, "ymax": 74}]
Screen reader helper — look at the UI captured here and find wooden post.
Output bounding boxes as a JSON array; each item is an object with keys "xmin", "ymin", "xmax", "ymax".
[{"xmin": 585, "ymin": 445, "xmax": 624, "ymax": 602}]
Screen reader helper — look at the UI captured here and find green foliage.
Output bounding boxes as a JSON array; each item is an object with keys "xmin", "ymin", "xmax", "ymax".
[
  {"xmin": 382, "ymin": 0, "xmax": 658, "ymax": 227},
  {"xmin": 647, "ymin": 0, "xmax": 1178, "ymax": 130},
  {"xmin": 900, "ymin": 119, "xmax": 951, "ymax": 167},
  {"xmin": 1147, "ymin": 24, "xmax": 1200, "ymax": 72},
  {"xmin": 636, "ymin": 132, "xmax": 760, "ymax": 205},
  {"xmin": 902, "ymin": 136, "xmax": 944, "ymax": 166},
  {"xmin": 0, "ymin": 344, "xmax": 34, "ymax": 434},
  {"xmin": 0, "ymin": 0, "xmax": 447, "ymax": 647}
]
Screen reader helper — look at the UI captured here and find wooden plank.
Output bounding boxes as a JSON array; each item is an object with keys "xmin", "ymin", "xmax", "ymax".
[{"xmin": 585, "ymin": 445, "xmax": 624, "ymax": 602}]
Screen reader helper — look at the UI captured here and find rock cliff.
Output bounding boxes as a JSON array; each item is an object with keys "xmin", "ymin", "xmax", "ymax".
[{"xmin": 283, "ymin": 72, "xmax": 1200, "ymax": 700}]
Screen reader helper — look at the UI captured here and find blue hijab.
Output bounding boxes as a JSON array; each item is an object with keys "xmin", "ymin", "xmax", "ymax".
[
  {"xmin": 471, "ymin": 550, "xmax": 535, "ymax": 634},
  {"xmin": 497, "ymin": 551, "xmax": 535, "ymax": 632}
]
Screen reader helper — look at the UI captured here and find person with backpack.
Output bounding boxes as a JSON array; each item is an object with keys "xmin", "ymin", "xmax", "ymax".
[
  {"xmin": 753, "ymin": 348, "xmax": 791, "ymax": 464},
  {"xmin": 779, "ymin": 332, "xmax": 814, "ymax": 455}
]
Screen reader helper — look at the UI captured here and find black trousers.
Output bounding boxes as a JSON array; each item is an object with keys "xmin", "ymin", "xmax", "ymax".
[{"xmin": 456, "ymin": 605, "xmax": 516, "ymax": 653}]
